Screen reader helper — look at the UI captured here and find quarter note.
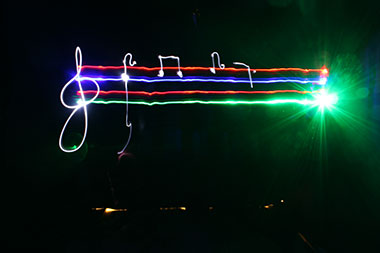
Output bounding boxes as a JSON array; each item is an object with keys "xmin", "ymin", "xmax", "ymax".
[
  {"xmin": 121, "ymin": 53, "xmax": 136, "ymax": 127},
  {"xmin": 118, "ymin": 53, "xmax": 136, "ymax": 155}
]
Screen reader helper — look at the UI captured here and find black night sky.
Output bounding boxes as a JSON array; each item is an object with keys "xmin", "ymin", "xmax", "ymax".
[{"xmin": 4, "ymin": 0, "xmax": 380, "ymax": 251}]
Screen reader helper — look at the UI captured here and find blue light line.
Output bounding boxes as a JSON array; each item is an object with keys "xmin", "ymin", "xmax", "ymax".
[{"xmin": 77, "ymin": 76, "xmax": 326, "ymax": 85}]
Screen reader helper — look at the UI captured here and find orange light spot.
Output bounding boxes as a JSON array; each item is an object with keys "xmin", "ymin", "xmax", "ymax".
[
  {"xmin": 321, "ymin": 67, "xmax": 329, "ymax": 76},
  {"xmin": 264, "ymin": 204, "xmax": 274, "ymax": 209},
  {"xmin": 104, "ymin": 208, "xmax": 127, "ymax": 213}
]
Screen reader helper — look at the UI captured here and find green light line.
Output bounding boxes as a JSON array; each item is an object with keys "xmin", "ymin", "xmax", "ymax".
[{"xmin": 87, "ymin": 99, "xmax": 317, "ymax": 106}]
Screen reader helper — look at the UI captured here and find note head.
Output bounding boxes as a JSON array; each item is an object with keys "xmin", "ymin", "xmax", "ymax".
[
  {"xmin": 177, "ymin": 71, "xmax": 183, "ymax": 78},
  {"xmin": 210, "ymin": 68, "xmax": 216, "ymax": 74},
  {"xmin": 121, "ymin": 73, "xmax": 130, "ymax": 82},
  {"xmin": 158, "ymin": 70, "xmax": 164, "ymax": 77}
]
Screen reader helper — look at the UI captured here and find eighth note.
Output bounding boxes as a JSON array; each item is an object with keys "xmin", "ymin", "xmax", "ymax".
[
  {"xmin": 233, "ymin": 62, "xmax": 256, "ymax": 88},
  {"xmin": 210, "ymin": 52, "xmax": 225, "ymax": 74},
  {"xmin": 158, "ymin": 55, "xmax": 183, "ymax": 78}
]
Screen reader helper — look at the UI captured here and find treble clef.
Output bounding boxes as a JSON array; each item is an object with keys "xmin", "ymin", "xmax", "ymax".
[{"xmin": 59, "ymin": 47, "xmax": 100, "ymax": 153}]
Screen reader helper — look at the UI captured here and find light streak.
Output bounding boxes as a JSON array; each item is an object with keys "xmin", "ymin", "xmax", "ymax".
[
  {"xmin": 210, "ymin": 52, "xmax": 225, "ymax": 74},
  {"xmin": 78, "ymin": 89, "xmax": 319, "ymax": 96},
  {"xmin": 157, "ymin": 55, "xmax": 182, "ymax": 77},
  {"xmin": 80, "ymin": 65, "xmax": 326, "ymax": 74},
  {"xmin": 233, "ymin": 62, "xmax": 256, "ymax": 88},
  {"xmin": 104, "ymin": 208, "xmax": 128, "ymax": 213},
  {"xmin": 59, "ymin": 47, "xmax": 100, "ymax": 153},
  {"xmin": 88, "ymin": 98, "xmax": 317, "ymax": 106},
  {"xmin": 160, "ymin": 207, "xmax": 187, "ymax": 211},
  {"xmin": 77, "ymin": 76, "xmax": 326, "ymax": 85}
]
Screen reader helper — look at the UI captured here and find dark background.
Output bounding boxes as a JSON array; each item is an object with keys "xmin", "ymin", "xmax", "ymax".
[{"xmin": 4, "ymin": 0, "xmax": 380, "ymax": 251}]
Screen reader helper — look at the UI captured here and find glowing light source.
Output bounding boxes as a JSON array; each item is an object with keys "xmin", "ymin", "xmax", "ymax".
[
  {"xmin": 313, "ymin": 89, "xmax": 338, "ymax": 111},
  {"xmin": 319, "ymin": 77, "xmax": 327, "ymax": 85},
  {"xmin": 264, "ymin": 204, "xmax": 274, "ymax": 209},
  {"xmin": 321, "ymin": 66, "xmax": 329, "ymax": 76}
]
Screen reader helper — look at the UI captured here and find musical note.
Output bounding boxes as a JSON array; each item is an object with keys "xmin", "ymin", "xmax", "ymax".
[
  {"xmin": 210, "ymin": 52, "xmax": 225, "ymax": 74},
  {"xmin": 118, "ymin": 53, "xmax": 136, "ymax": 155},
  {"xmin": 157, "ymin": 55, "xmax": 183, "ymax": 78},
  {"xmin": 233, "ymin": 62, "xmax": 256, "ymax": 88},
  {"xmin": 59, "ymin": 47, "xmax": 100, "ymax": 153}
]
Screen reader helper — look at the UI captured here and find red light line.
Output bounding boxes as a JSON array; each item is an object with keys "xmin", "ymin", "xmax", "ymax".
[
  {"xmin": 78, "ymin": 90, "xmax": 318, "ymax": 96},
  {"xmin": 79, "ymin": 65, "xmax": 325, "ymax": 73}
]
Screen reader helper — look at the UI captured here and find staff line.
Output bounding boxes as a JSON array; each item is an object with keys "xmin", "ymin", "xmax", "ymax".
[
  {"xmin": 77, "ymin": 76, "xmax": 327, "ymax": 85},
  {"xmin": 80, "ymin": 65, "xmax": 327, "ymax": 73},
  {"xmin": 77, "ymin": 90, "xmax": 320, "ymax": 96},
  {"xmin": 88, "ymin": 99, "xmax": 318, "ymax": 106}
]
